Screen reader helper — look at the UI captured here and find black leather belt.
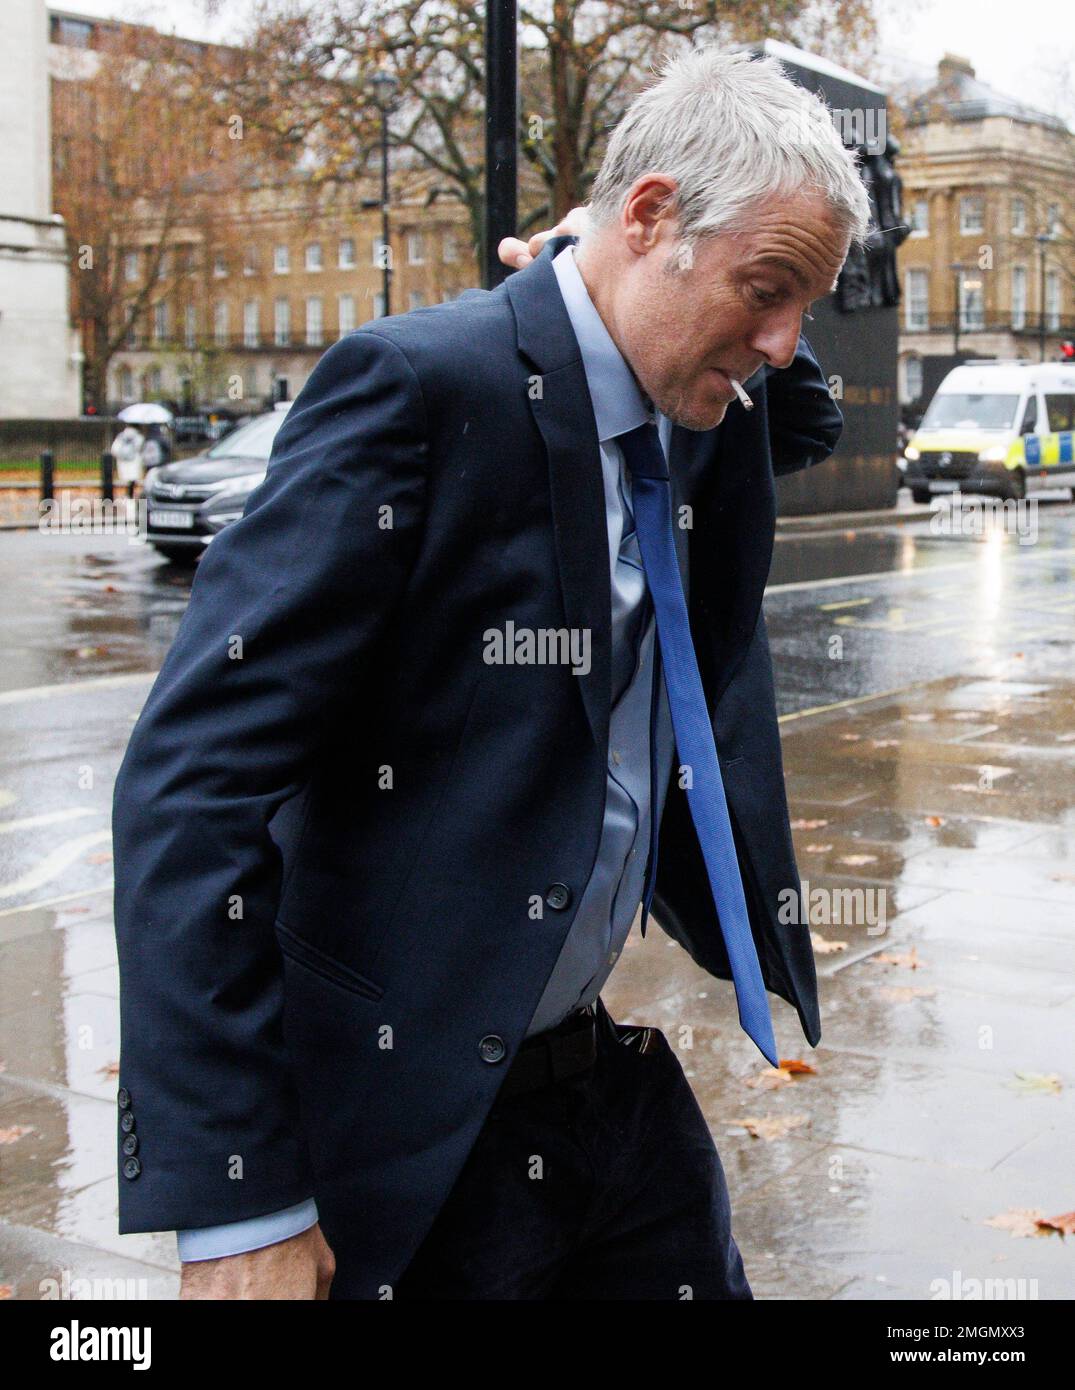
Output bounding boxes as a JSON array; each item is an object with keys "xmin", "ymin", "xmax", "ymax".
[{"xmin": 496, "ymin": 1002, "xmax": 598, "ymax": 1101}]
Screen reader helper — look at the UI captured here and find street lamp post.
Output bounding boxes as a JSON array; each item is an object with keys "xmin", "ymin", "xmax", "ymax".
[
  {"xmin": 1036, "ymin": 232, "xmax": 1050, "ymax": 363},
  {"xmin": 369, "ymin": 69, "xmax": 398, "ymax": 317}
]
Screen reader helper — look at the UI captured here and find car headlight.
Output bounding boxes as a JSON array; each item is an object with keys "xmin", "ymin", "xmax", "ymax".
[
  {"xmin": 978, "ymin": 445, "xmax": 1007, "ymax": 463},
  {"xmin": 904, "ymin": 445, "xmax": 920, "ymax": 461},
  {"xmin": 210, "ymin": 471, "xmax": 266, "ymax": 497}
]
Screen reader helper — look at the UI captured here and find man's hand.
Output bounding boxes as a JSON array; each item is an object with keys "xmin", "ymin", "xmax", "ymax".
[
  {"xmin": 497, "ymin": 205, "xmax": 589, "ymax": 270},
  {"xmin": 179, "ymin": 1222, "xmax": 336, "ymax": 1301}
]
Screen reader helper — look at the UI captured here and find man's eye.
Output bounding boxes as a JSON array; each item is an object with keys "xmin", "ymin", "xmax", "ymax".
[{"xmin": 750, "ymin": 285, "xmax": 779, "ymax": 306}]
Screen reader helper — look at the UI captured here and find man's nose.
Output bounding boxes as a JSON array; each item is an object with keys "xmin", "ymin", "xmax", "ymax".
[{"xmin": 749, "ymin": 312, "xmax": 801, "ymax": 371}]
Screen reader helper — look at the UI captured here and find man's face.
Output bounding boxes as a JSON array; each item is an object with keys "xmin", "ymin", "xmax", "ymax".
[{"xmin": 606, "ymin": 189, "xmax": 849, "ymax": 431}]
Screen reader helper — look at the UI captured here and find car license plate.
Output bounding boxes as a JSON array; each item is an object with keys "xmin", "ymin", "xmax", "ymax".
[
  {"xmin": 930, "ymin": 480, "xmax": 960, "ymax": 493},
  {"xmin": 149, "ymin": 509, "xmax": 194, "ymax": 528}
]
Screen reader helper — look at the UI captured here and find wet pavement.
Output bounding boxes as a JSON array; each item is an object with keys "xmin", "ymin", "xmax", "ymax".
[{"xmin": 0, "ymin": 500, "xmax": 1073, "ymax": 1300}]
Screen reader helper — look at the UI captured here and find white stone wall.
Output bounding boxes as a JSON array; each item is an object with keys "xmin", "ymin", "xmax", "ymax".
[{"xmin": 0, "ymin": 0, "xmax": 80, "ymax": 417}]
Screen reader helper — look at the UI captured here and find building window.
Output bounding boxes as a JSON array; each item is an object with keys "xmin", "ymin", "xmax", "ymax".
[
  {"xmin": 305, "ymin": 296, "xmax": 324, "ymax": 345},
  {"xmin": 442, "ymin": 230, "xmax": 459, "ymax": 262},
  {"xmin": 58, "ymin": 17, "xmax": 93, "ymax": 47},
  {"xmin": 338, "ymin": 293, "xmax": 356, "ymax": 337},
  {"xmin": 1011, "ymin": 197, "xmax": 1026, "ymax": 235},
  {"xmin": 1011, "ymin": 266, "xmax": 1027, "ymax": 331},
  {"xmin": 305, "ymin": 242, "xmax": 323, "ymax": 272},
  {"xmin": 338, "ymin": 237, "xmax": 356, "ymax": 269},
  {"xmin": 243, "ymin": 247, "xmax": 258, "ymax": 276},
  {"xmin": 905, "ymin": 268, "xmax": 929, "ymax": 331},
  {"xmin": 1046, "ymin": 204, "xmax": 1061, "ymax": 237},
  {"xmin": 274, "ymin": 245, "xmax": 290, "ymax": 274},
  {"xmin": 909, "ymin": 199, "xmax": 928, "ymax": 237},
  {"xmin": 959, "ymin": 269, "xmax": 985, "ymax": 331},
  {"xmin": 243, "ymin": 365, "xmax": 258, "ymax": 402},
  {"xmin": 184, "ymin": 304, "xmax": 197, "ymax": 349},
  {"xmin": 407, "ymin": 232, "xmax": 425, "ymax": 265},
  {"xmin": 372, "ymin": 291, "xmax": 386, "ymax": 318},
  {"xmin": 152, "ymin": 302, "xmax": 169, "ymax": 343},
  {"xmin": 119, "ymin": 366, "xmax": 134, "ymax": 400},
  {"xmin": 147, "ymin": 367, "xmax": 163, "ymax": 395},
  {"xmin": 902, "ymin": 355, "xmax": 924, "ymax": 404},
  {"xmin": 213, "ymin": 301, "xmax": 229, "ymax": 346},
  {"xmin": 408, "ymin": 291, "xmax": 426, "ymax": 311},
  {"xmin": 1045, "ymin": 271, "xmax": 1061, "ymax": 331},
  {"xmin": 274, "ymin": 298, "xmax": 290, "ymax": 346},
  {"xmin": 243, "ymin": 301, "xmax": 260, "ymax": 348},
  {"xmin": 124, "ymin": 250, "xmax": 139, "ymax": 283},
  {"xmin": 959, "ymin": 196, "xmax": 984, "ymax": 236},
  {"xmin": 213, "ymin": 254, "xmax": 228, "ymax": 279}
]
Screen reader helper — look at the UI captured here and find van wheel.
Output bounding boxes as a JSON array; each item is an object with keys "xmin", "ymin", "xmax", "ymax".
[
  {"xmin": 1005, "ymin": 469, "xmax": 1026, "ymax": 501},
  {"xmin": 911, "ymin": 487, "xmax": 931, "ymax": 505}
]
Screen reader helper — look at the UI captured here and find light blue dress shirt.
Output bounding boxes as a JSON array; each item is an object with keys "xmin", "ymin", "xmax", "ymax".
[{"xmin": 177, "ymin": 243, "xmax": 683, "ymax": 1261}]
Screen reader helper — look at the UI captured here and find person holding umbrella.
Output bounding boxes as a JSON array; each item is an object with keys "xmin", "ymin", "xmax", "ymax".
[{"xmin": 114, "ymin": 403, "xmax": 173, "ymax": 496}]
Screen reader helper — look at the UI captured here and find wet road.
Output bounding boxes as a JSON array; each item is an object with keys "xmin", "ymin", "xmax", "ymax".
[{"xmin": 1, "ymin": 502, "xmax": 1073, "ymax": 1299}]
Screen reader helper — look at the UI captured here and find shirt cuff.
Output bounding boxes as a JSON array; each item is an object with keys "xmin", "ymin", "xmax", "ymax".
[{"xmin": 176, "ymin": 1198, "xmax": 319, "ymax": 1263}]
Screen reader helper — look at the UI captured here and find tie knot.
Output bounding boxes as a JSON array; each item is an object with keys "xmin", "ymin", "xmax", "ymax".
[{"xmin": 617, "ymin": 421, "xmax": 669, "ymax": 482}]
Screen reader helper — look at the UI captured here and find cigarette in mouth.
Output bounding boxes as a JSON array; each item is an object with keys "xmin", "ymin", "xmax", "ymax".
[{"xmin": 729, "ymin": 378, "xmax": 753, "ymax": 410}]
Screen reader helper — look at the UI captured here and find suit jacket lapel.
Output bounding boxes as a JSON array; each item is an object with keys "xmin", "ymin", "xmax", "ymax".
[{"xmin": 506, "ymin": 242, "xmax": 612, "ymax": 756}]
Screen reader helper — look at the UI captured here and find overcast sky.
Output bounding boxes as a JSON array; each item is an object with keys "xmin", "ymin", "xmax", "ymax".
[{"xmin": 57, "ymin": 0, "xmax": 1075, "ymax": 124}]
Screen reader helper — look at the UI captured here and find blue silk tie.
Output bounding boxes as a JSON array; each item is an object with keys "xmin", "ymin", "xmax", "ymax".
[{"xmin": 619, "ymin": 419, "xmax": 779, "ymax": 1067}]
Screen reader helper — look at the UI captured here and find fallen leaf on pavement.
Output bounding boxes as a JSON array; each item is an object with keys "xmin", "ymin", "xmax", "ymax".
[
  {"xmin": 925, "ymin": 815, "xmax": 946, "ymax": 827},
  {"xmin": 733, "ymin": 1113, "xmax": 810, "ymax": 1141},
  {"xmin": 791, "ymin": 818, "xmax": 829, "ymax": 830},
  {"xmin": 1036, "ymin": 1211, "xmax": 1075, "ymax": 1237},
  {"xmin": 811, "ymin": 932, "xmax": 848, "ymax": 955},
  {"xmin": 805, "ymin": 843, "xmax": 833, "ymax": 853},
  {"xmin": 871, "ymin": 947, "xmax": 925, "ymax": 970},
  {"xmin": 0, "ymin": 1126, "xmax": 34, "ymax": 1145},
  {"xmin": 838, "ymin": 853, "xmax": 878, "ymax": 866},
  {"xmin": 1011, "ymin": 1072, "xmax": 1062, "ymax": 1095},
  {"xmin": 985, "ymin": 1209, "xmax": 1050, "ymax": 1239},
  {"xmin": 879, "ymin": 985, "xmax": 936, "ymax": 1002}
]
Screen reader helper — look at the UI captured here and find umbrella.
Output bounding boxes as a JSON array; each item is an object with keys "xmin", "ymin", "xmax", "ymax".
[{"xmin": 118, "ymin": 403, "xmax": 174, "ymax": 424}]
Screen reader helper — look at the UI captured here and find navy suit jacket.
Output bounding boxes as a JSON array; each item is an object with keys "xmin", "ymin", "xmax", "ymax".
[{"xmin": 111, "ymin": 234, "xmax": 842, "ymax": 1297}]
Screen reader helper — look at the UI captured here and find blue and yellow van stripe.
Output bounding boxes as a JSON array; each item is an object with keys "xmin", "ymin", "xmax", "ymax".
[{"xmin": 1017, "ymin": 432, "xmax": 1075, "ymax": 471}]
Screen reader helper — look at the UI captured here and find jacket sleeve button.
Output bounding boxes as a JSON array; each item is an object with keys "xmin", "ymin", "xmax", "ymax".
[
  {"xmin": 122, "ymin": 1157, "xmax": 142, "ymax": 1180},
  {"xmin": 122, "ymin": 1134, "xmax": 139, "ymax": 1157},
  {"xmin": 120, "ymin": 1111, "xmax": 136, "ymax": 1134},
  {"xmin": 478, "ymin": 1034, "xmax": 506, "ymax": 1064},
  {"xmin": 117, "ymin": 1088, "xmax": 131, "ymax": 1110},
  {"xmin": 544, "ymin": 882, "xmax": 572, "ymax": 912}
]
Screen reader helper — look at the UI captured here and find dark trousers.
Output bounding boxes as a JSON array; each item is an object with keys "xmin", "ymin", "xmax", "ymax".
[{"xmin": 394, "ymin": 997, "xmax": 752, "ymax": 1300}]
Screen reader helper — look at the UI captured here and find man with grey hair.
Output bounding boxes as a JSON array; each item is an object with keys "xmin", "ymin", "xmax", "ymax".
[{"xmin": 113, "ymin": 45, "xmax": 869, "ymax": 1300}]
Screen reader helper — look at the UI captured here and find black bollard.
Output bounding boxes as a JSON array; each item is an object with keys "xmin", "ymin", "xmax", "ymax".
[
  {"xmin": 40, "ymin": 450, "xmax": 54, "ymax": 504},
  {"xmin": 101, "ymin": 451, "xmax": 114, "ymax": 503}
]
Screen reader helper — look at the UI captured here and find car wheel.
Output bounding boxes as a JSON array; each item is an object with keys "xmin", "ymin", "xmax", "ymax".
[
  {"xmin": 910, "ymin": 487, "xmax": 931, "ymax": 505},
  {"xmin": 152, "ymin": 543, "xmax": 198, "ymax": 565},
  {"xmin": 1005, "ymin": 469, "xmax": 1026, "ymax": 502}
]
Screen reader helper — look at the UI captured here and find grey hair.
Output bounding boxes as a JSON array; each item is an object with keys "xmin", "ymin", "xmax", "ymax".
[{"xmin": 582, "ymin": 47, "xmax": 872, "ymax": 255}]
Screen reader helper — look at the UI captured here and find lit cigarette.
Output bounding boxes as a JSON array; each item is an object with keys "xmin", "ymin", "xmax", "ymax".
[{"xmin": 729, "ymin": 378, "xmax": 753, "ymax": 410}]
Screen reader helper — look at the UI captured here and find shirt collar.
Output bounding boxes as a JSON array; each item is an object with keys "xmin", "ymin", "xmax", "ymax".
[{"xmin": 551, "ymin": 244, "xmax": 659, "ymax": 443}]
